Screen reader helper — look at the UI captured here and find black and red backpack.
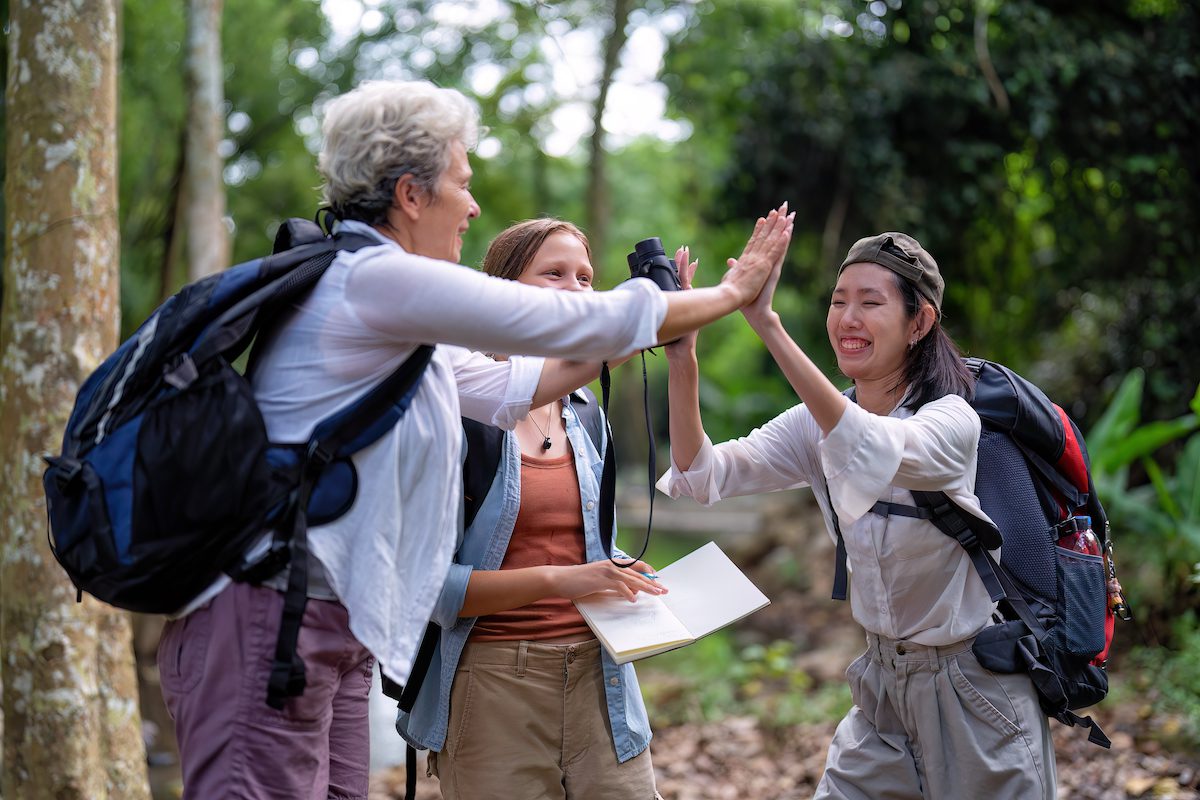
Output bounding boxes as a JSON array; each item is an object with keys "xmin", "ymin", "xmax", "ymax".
[{"xmin": 831, "ymin": 358, "xmax": 1127, "ymax": 747}]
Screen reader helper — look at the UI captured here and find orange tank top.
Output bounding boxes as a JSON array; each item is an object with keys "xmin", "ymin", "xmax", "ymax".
[{"xmin": 470, "ymin": 451, "xmax": 594, "ymax": 642}]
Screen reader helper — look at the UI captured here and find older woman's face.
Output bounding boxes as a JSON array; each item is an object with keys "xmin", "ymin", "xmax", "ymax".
[
  {"xmin": 517, "ymin": 232, "xmax": 594, "ymax": 292},
  {"xmin": 826, "ymin": 262, "xmax": 920, "ymax": 384},
  {"xmin": 411, "ymin": 139, "xmax": 480, "ymax": 263}
]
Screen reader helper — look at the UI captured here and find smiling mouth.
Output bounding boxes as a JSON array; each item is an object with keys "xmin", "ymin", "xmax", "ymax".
[{"xmin": 840, "ymin": 338, "xmax": 870, "ymax": 352}]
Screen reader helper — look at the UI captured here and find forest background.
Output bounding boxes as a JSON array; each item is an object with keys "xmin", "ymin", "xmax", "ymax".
[{"xmin": 1, "ymin": 0, "xmax": 1198, "ymax": 797}]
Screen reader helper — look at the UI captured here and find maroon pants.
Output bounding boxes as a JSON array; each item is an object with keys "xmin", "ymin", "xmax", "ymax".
[{"xmin": 157, "ymin": 581, "xmax": 374, "ymax": 800}]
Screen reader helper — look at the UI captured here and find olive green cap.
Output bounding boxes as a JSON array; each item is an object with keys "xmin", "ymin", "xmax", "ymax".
[{"xmin": 838, "ymin": 232, "xmax": 943, "ymax": 311}]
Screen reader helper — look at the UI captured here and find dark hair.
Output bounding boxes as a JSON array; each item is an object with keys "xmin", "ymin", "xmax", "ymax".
[
  {"xmin": 330, "ymin": 166, "xmax": 418, "ymax": 226},
  {"xmin": 893, "ymin": 274, "xmax": 975, "ymax": 410},
  {"xmin": 481, "ymin": 218, "xmax": 591, "ymax": 281}
]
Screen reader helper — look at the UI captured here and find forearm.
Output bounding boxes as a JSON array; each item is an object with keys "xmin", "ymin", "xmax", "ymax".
[
  {"xmin": 531, "ymin": 353, "xmax": 637, "ymax": 408},
  {"xmin": 459, "ymin": 567, "xmax": 556, "ymax": 618},
  {"xmin": 752, "ymin": 313, "xmax": 848, "ymax": 434},
  {"xmin": 657, "ymin": 285, "xmax": 743, "ymax": 345},
  {"xmin": 666, "ymin": 351, "xmax": 705, "ymax": 471}
]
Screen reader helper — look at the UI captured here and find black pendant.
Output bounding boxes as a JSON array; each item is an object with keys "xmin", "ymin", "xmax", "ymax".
[{"xmin": 541, "ymin": 437, "xmax": 552, "ymax": 451}]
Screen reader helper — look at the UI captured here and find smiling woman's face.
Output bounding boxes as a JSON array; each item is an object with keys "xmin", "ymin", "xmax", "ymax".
[
  {"xmin": 517, "ymin": 231, "xmax": 595, "ymax": 292},
  {"xmin": 827, "ymin": 262, "xmax": 919, "ymax": 384}
]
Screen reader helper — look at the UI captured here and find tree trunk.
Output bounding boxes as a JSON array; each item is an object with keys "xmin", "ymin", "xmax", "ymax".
[
  {"xmin": 584, "ymin": 0, "xmax": 633, "ymax": 283},
  {"xmin": 1, "ymin": 2, "xmax": 150, "ymax": 798},
  {"xmin": 183, "ymin": 0, "xmax": 228, "ymax": 280}
]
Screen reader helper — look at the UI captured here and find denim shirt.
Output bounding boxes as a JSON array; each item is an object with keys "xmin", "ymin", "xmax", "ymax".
[{"xmin": 395, "ymin": 392, "xmax": 653, "ymax": 762}]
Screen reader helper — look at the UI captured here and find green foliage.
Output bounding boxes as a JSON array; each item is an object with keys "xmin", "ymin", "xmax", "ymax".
[
  {"xmin": 662, "ymin": 0, "xmax": 1200, "ymax": 428},
  {"xmin": 640, "ymin": 636, "xmax": 852, "ymax": 728},
  {"xmin": 1086, "ymin": 369, "xmax": 1200, "ymax": 618},
  {"xmin": 1115, "ymin": 612, "xmax": 1200, "ymax": 750},
  {"xmin": 118, "ymin": 0, "xmax": 337, "ymax": 331}
]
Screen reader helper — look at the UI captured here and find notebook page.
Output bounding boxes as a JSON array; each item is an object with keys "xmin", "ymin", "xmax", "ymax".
[
  {"xmin": 573, "ymin": 590, "xmax": 693, "ymax": 655},
  {"xmin": 658, "ymin": 541, "xmax": 770, "ymax": 638}
]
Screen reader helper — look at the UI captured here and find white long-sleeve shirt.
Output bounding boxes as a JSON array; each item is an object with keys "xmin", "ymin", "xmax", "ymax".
[
  {"xmin": 192, "ymin": 221, "xmax": 668, "ymax": 684},
  {"xmin": 657, "ymin": 394, "xmax": 998, "ymax": 645}
]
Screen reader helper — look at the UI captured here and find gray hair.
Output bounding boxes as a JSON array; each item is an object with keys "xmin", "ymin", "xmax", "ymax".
[{"xmin": 318, "ymin": 80, "xmax": 480, "ymax": 225}]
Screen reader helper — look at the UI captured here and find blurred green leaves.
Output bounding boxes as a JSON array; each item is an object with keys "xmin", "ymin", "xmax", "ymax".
[{"xmin": 1088, "ymin": 370, "xmax": 1200, "ymax": 617}]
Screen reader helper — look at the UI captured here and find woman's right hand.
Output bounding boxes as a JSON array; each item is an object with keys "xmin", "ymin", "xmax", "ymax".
[
  {"xmin": 664, "ymin": 245, "xmax": 700, "ymax": 363},
  {"xmin": 547, "ymin": 561, "xmax": 667, "ymax": 602}
]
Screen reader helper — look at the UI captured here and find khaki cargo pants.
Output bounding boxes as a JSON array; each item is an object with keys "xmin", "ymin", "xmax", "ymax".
[
  {"xmin": 430, "ymin": 639, "xmax": 660, "ymax": 800},
  {"xmin": 816, "ymin": 631, "xmax": 1056, "ymax": 800}
]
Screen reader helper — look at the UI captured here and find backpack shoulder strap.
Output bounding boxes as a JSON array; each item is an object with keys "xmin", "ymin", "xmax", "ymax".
[
  {"xmin": 265, "ymin": 344, "xmax": 434, "ymax": 709},
  {"xmin": 570, "ymin": 386, "xmax": 606, "ymax": 456},
  {"xmin": 907, "ymin": 490, "xmax": 1005, "ymax": 601},
  {"xmin": 462, "ymin": 418, "xmax": 506, "ymax": 531}
]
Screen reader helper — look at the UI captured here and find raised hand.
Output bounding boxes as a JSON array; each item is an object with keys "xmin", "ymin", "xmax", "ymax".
[
  {"xmin": 664, "ymin": 245, "xmax": 700, "ymax": 361},
  {"xmin": 719, "ymin": 202, "xmax": 794, "ymax": 307},
  {"xmin": 742, "ymin": 208, "xmax": 795, "ymax": 331}
]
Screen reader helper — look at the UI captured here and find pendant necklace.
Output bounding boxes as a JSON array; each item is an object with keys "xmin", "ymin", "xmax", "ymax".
[{"xmin": 527, "ymin": 404, "xmax": 555, "ymax": 451}]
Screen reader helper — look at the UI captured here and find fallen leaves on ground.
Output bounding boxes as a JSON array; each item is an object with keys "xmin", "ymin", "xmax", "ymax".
[{"xmin": 370, "ymin": 713, "xmax": 1200, "ymax": 800}]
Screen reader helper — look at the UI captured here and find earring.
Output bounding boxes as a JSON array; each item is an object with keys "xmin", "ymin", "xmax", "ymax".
[{"xmin": 908, "ymin": 339, "xmax": 917, "ymax": 350}]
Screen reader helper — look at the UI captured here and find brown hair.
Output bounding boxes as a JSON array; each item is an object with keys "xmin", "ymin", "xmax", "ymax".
[{"xmin": 481, "ymin": 218, "xmax": 591, "ymax": 281}]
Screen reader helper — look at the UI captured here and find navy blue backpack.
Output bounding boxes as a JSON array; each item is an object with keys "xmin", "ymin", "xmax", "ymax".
[{"xmin": 42, "ymin": 218, "xmax": 432, "ymax": 708}]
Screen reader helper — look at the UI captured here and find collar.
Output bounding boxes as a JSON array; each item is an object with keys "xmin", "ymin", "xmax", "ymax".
[{"xmin": 335, "ymin": 218, "xmax": 400, "ymax": 248}]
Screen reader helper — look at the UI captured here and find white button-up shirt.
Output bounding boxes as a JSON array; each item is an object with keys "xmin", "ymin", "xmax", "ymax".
[
  {"xmin": 657, "ymin": 394, "xmax": 998, "ymax": 646},
  {"xmin": 190, "ymin": 221, "xmax": 667, "ymax": 685}
]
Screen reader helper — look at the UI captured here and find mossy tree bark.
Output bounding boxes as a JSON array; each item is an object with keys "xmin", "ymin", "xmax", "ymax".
[{"xmin": 1, "ymin": 2, "xmax": 150, "ymax": 797}]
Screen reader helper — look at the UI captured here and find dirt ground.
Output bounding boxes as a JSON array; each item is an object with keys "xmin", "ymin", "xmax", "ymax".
[{"xmin": 370, "ymin": 712, "xmax": 1200, "ymax": 800}]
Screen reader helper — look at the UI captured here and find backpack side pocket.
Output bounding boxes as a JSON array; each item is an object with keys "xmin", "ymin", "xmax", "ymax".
[{"xmin": 1054, "ymin": 546, "xmax": 1106, "ymax": 659}]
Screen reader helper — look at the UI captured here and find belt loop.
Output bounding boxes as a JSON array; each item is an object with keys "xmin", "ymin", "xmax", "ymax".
[{"xmin": 516, "ymin": 641, "xmax": 528, "ymax": 678}]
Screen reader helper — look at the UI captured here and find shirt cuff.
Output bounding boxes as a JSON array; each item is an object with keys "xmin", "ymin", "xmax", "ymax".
[
  {"xmin": 655, "ymin": 435, "xmax": 721, "ymax": 504},
  {"xmin": 431, "ymin": 562, "xmax": 473, "ymax": 630},
  {"xmin": 611, "ymin": 277, "xmax": 669, "ymax": 352},
  {"xmin": 490, "ymin": 355, "xmax": 544, "ymax": 430}
]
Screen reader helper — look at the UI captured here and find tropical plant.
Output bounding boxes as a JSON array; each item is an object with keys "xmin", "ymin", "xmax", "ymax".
[{"xmin": 1086, "ymin": 369, "xmax": 1200, "ymax": 622}]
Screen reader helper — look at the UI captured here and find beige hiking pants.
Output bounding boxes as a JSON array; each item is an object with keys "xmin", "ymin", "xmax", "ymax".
[
  {"xmin": 430, "ymin": 639, "xmax": 659, "ymax": 800},
  {"xmin": 815, "ymin": 631, "xmax": 1056, "ymax": 800}
]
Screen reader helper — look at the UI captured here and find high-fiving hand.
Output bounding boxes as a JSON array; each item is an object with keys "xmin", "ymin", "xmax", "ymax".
[{"xmin": 719, "ymin": 202, "xmax": 794, "ymax": 308}]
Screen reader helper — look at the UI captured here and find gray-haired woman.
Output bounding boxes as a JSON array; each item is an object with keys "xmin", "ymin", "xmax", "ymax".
[{"xmin": 156, "ymin": 79, "xmax": 793, "ymax": 800}]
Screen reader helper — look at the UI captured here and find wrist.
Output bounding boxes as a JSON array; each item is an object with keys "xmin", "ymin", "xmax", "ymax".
[
  {"xmin": 539, "ymin": 565, "xmax": 561, "ymax": 598},
  {"xmin": 747, "ymin": 309, "xmax": 783, "ymax": 334},
  {"xmin": 664, "ymin": 346, "xmax": 698, "ymax": 367},
  {"xmin": 717, "ymin": 281, "xmax": 748, "ymax": 311}
]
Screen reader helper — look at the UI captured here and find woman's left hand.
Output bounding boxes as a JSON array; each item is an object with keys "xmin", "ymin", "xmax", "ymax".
[{"xmin": 740, "ymin": 211, "xmax": 794, "ymax": 331}]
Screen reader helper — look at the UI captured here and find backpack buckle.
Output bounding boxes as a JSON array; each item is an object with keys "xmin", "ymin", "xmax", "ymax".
[
  {"xmin": 163, "ymin": 352, "xmax": 200, "ymax": 390},
  {"xmin": 46, "ymin": 456, "xmax": 83, "ymax": 492},
  {"xmin": 305, "ymin": 439, "xmax": 333, "ymax": 471},
  {"xmin": 955, "ymin": 529, "xmax": 980, "ymax": 551},
  {"xmin": 229, "ymin": 540, "xmax": 292, "ymax": 583}
]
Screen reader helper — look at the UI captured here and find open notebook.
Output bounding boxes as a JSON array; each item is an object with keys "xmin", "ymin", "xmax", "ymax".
[{"xmin": 573, "ymin": 541, "xmax": 770, "ymax": 664}]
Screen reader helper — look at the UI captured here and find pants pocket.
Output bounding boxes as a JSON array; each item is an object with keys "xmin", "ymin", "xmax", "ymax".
[
  {"xmin": 445, "ymin": 668, "xmax": 475, "ymax": 757},
  {"xmin": 844, "ymin": 651, "xmax": 870, "ymax": 709},
  {"xmin": 948, "ymin": 654, "xmax": 1022, "ymax": 738},
  {"xmin": 158, "ymin": 608, "xmax": 213, "ymax": 696}
]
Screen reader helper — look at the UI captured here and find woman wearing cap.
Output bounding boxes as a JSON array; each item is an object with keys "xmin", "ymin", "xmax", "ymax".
[{"xmin": 658, "ymin": 233, "xmax": 1054, "ymax": 799}]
